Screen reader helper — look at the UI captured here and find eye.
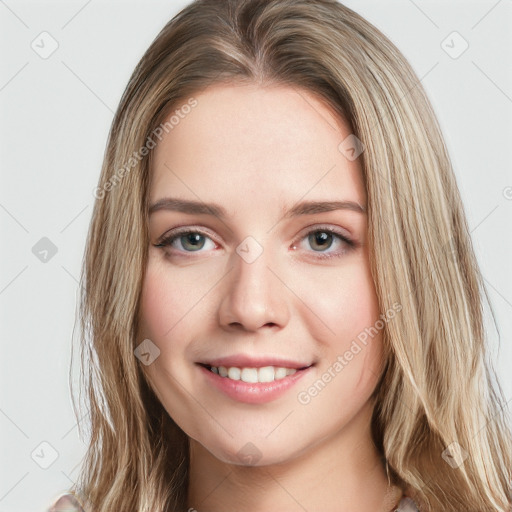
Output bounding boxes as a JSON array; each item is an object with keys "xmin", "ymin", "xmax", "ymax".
[
  {"xmin": 292, "ymin": 226, "xmax": 355, "ymax": 260},
  {"xmin": 154, "ymin": 228, "xmax": 217, "ymax": 254},
  {"xmin": 154, "ymin": 225, "xmax": 356, "ymax": 260}
]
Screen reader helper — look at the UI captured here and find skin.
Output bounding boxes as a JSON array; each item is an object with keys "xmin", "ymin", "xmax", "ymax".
[
  {"xmin": 137, "ymin": 83, "xmax": 402, "ymax": 511},
  {"xmin": 48, "ymin": 494, "xmax": 83, "ymax": 511}
]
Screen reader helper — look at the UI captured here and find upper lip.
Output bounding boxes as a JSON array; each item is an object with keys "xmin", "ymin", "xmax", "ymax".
[{"xmin": 198, "ymin": 355, "xmax": 314, "ymax": 370}]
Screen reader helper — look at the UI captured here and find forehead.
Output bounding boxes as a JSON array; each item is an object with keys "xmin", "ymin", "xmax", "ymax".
[{"xmin": 149, "ymin": 83, "xmax": 365, "ymax": 212}]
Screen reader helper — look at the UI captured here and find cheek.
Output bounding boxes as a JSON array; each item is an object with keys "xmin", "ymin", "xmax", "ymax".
[
  {"xmin": 137, "ymin": 261, "xmax": 204, "ymax": 427},
  {"xmin": 297, "ymin": 258, "xmax": 380, "ymax": 345},
  {"xmin": 139, "ymin": 254, "xmax": 213, "ymax": 340},
  {"xmin": 295, "ymin": 259, "xmax": 384, "ymax": 398},
  {"xmin": 137, "ymin": 255, "xmax": 221, "ymax": 387},
  {"xmin": 137, "ymin": 260, "xmax": 195, "ymax": 383},
  {"xmin": 139, "ymin": 265, "xmax": 177, "ymax": 340}
]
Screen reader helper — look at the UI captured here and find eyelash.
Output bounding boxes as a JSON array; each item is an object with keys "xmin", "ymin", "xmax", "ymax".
[{"xmin": 154, "ymin": 225, "xmax": 356, "ymax": 260}]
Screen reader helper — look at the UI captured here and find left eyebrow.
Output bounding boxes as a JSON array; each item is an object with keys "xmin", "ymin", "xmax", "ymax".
[
  {"xmin": 148, "ymin": 197, "xmax": 366, "ymax": 218},
  {"xmin": 283, "ymin": 200, "xmax": 367, "ymax": 218}
]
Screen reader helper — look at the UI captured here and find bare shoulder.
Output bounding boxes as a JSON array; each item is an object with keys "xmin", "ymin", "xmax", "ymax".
[
  {"xmin": 47, "ymin": 493, "xmax": 85, "ymax": 512},
  {"xmin": 396, "ymin": 496, "xmax": 420, "ymax": 511}
]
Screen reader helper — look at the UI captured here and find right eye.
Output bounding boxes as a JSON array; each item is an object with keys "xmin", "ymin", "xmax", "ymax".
[{"xmin": 154, "ymin": 228, "xmax": 218, "ymax": 255}]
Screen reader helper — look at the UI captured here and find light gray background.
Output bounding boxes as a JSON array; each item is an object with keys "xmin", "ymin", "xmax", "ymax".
[{"xmin": 1, "ymin": 1, "xmax": 511, "ymax": 511}]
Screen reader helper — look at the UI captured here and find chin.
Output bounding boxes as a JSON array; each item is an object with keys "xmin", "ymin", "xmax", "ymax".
[{"xmin": 198, "ymin": 433, "xmax": 306, "ymax": 468}]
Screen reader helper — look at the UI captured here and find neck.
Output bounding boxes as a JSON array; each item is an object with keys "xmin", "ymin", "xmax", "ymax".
[{"xmin": 186, "ymin": 402, "xmax": 403, "ymax": 512}]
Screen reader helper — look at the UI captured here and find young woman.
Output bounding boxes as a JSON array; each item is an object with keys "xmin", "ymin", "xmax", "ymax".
[{"xmin": 48, "ymin": 0, "xmax": 512, "ymax": 511}]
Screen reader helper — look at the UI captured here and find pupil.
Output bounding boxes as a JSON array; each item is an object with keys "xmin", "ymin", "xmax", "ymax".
[
  {"xmin": 183, "ymin": 233, "xmax": 205, "ymax": 251},
  {"xmin": 310, "ymin": 231, "xmax": 332, "ymax": 251}
]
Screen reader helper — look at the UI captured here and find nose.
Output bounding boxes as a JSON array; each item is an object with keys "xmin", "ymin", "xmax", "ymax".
[{"xmin": 217, "ymin": 241, "xmax": 290, "ymax": 332}]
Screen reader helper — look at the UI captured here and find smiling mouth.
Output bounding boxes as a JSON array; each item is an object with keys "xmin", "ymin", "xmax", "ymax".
[{"xmin": 198, "ymin": 363, "xmax": 313, "ymax": 383}]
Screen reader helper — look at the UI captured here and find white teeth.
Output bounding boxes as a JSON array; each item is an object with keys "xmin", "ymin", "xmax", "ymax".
[
  {"xmin": 209, "ymin": 365, "xmax": 300, "ymax": 382},
  {"xmin": 241, "ymin": 367, "xmax": 258, "ymax": 383},
  {"xmin": 227, "ymin": 367, "xmax": 241, "ymax": 380},
  {"xmin": 275, "ymin": 367, "xmax": 287, "ymax": 379},
  {"xmin": 258, "ymin": 366, "xmax": 275, "ymax": 382}
]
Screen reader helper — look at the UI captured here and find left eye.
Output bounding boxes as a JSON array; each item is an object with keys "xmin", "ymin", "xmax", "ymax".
[
  {"xmin": 155, "ymin": 226, "xmax": 355, "ymax": 259},
  {"xmin": 292, "ymin": 227, "xmax": 355, "ymax": 259},
  {"xmin": 298, "ymin": 229, "xmax": 352, "ymax": 254}
]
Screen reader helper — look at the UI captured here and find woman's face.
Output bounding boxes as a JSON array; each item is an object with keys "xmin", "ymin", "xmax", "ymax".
[{"xmin": 138, "ymin": 83, "xmax": 385, "ymax": 466}]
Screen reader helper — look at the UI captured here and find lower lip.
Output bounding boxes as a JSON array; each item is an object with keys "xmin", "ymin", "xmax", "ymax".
[{"xmin": 197, "ymin": 364, "xmax": 313, "ymax": 404}]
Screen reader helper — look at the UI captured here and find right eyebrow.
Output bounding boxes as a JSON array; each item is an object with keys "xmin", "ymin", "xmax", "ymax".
[{"xmin": 149, "ymin": 197, "xmax": 228, "ymax": 217}]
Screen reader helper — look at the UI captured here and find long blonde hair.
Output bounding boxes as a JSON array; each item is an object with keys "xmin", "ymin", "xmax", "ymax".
[{"xmin": 69, "ymin": 1, "xmax": 512, "ymax": 510}]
